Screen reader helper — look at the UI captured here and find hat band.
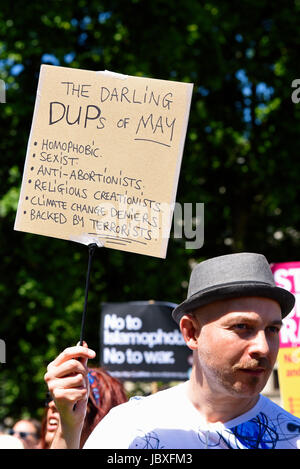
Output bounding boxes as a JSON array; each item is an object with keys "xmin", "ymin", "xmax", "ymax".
[{"xmin": 187, "ymin": 280, "xmax": 275, "ymax": 301}]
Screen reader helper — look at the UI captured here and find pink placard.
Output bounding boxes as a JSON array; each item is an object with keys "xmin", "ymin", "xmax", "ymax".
[{"xmin": 271, "ymin": 262, "xmax": 300, "ymax": 348}]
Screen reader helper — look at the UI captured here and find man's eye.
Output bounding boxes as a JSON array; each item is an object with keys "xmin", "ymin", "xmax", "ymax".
[
  {"xmin": 267, "ymin": 326, "xmax": 280, "ymax": 334},
  {"xmin": 233, "ymin": 323, "xmax": 248, "ymax": 330}
]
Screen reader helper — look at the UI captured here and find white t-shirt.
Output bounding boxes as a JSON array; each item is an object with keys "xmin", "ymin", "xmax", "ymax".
[{"xmin": 84, "ymin": 381, "xmax": 300, "ymax": 449}]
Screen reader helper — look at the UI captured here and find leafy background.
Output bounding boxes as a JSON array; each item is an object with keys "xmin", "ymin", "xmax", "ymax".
[{"xmin": 1, "ymin": 0, "xmax": 300, "ymax": 421}]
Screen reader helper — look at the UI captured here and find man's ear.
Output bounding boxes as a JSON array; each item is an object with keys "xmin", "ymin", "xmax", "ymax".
[{"xmin": 179, "ymin": 314, "xmax": 200, "ymax": 351}]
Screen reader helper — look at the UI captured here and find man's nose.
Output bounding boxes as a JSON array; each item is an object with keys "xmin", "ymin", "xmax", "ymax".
[{"xmin": 248, "ymin": 331, "xmax": 270, "ymax": 357}]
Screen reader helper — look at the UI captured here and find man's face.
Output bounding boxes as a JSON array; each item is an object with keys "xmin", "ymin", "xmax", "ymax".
[
  {"xmin": 192, "ymin": 297, "xmax": 282, "ymax": 398},
  {"xmin": 12, "ymin": 420, "xmax": 39, "ymax": 449}
]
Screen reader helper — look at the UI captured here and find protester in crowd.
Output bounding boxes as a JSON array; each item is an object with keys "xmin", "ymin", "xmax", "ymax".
[
  {"xmin": 38, "ymin": 395, "xmax": 60, "ymax": 449},
  {"xmin": 45, "ymin": 253, "xmax": 300, "ymax": 449},
  {"xmin": 9, "ymin": 418, "xmax": 41, "ymax": 449},
  {"xmin": 40, "ymin": 367, "xmax": 127, "ymax": 448}
]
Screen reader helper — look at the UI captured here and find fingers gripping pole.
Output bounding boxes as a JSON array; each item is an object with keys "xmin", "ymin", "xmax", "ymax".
[{"xmin": 79, "ymin": 243, "xmax": 98, "ymax": 346}]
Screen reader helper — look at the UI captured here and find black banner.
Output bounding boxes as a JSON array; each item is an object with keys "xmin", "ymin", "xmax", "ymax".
[{"xmin": 99, "ymin": 301, "xmax": 192, "ymax": 382}]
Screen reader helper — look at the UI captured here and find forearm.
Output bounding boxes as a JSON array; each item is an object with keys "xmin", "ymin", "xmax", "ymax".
[{"xmin": 50, "ymin": 421, "xmax": 82, "ymax": 449}]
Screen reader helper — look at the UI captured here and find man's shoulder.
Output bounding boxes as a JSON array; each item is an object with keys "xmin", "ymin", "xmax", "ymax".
[
  {"xmin": 121, "ymin": 381, "xmax": 188, "ymax": 412},
  {"xmin": 95, "ymin": 380, "xmax": 191, "ymax": 430},
  {"xmin": 260, "ymin": 394, "xmax": 300, "ymax": 421},
  {"xmin": 226, "ymin": 394, "xmax": 300, "ymax": 431},
  {"xmin": 224, "ymin": 395, "xmax": 300, "ymax": 449}
]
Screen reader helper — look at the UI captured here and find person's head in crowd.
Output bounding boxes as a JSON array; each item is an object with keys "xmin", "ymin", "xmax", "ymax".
[
  {"xmin": 40, "ymin": 367, "xmax": 127, "ymax": 448},
  {"xmin": 10, "ymin": 418, "xmax": 41, "ymax": 449},
  {"xmin": 39, "ymin": 398, "xmax": 60, "ymax": 449}
]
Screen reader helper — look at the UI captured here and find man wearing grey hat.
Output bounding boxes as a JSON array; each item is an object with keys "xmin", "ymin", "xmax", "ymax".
[{"xmin": 46, "ymin": 253, "xmax": 300, "ymax": 449}]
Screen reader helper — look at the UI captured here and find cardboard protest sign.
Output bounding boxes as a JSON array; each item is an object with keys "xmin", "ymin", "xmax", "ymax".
[
  {"xmin": 14, "ymin": 65, "xmax": 193, "ymax": 258},
  {"xmin": 271, "ymin": 262, "xmax": 300, "ymax": 417},
  {"xmin": 100, "ymin": 302, "xmax": 192, "ymax": 382}
]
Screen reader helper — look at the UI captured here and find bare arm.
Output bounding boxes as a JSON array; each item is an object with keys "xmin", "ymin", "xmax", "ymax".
[{"xmin": 44, "ymin": 344, "xmax": 96, "ymax": 449}]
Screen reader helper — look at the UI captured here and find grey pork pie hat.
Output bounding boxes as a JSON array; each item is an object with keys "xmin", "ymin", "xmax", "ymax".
[{"xmin": 172, "ymin": 252, "xmax": 295, "ymax": 324}]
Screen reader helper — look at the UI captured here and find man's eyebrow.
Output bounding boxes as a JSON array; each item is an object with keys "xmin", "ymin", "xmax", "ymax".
[
  {"xmin": 270, "ymin": 320, "xmax": 283, "ymax": 328},
  {"xmin": 224, "ymin": 315, "xmax": 283, "ymax": 327}
]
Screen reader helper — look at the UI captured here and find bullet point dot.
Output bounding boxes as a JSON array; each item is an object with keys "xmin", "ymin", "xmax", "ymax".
[
  {"xmin": 24, "ymin": 211, "xmax": 26, "ymax": 214},
  {"xmin": 31, "ymin": 167, "xmax": 34, "ymax": 170},
  {"xmin": 32, "ymin": 153, "xmax": 36, "ymax": 157},
  {"xmin": 28, "ymin": 179, "xmax": 32, "ymax": 183},
  {"xmin": 25, "ymin": 196, "xmax": 28, "ymax": 200},
  {"xmin": 34, "ymin": 141, "xmax": 37, "ymax": 146}
]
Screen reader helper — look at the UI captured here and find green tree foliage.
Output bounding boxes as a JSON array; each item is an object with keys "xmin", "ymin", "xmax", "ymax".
[{"xmin": 1, "ymin": 0, "xmax": 300, "ymax": 420}]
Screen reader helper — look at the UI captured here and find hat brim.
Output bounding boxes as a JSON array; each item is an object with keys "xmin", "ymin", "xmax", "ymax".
[{"xmin": 172, "ymin": 281, "xmax": 295, "ymax": 324}]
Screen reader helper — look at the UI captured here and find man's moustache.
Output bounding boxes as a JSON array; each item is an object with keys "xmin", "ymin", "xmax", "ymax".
[{"xmin": 233, "ymin": 358, "xmax": 272, "ymax": 371}]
